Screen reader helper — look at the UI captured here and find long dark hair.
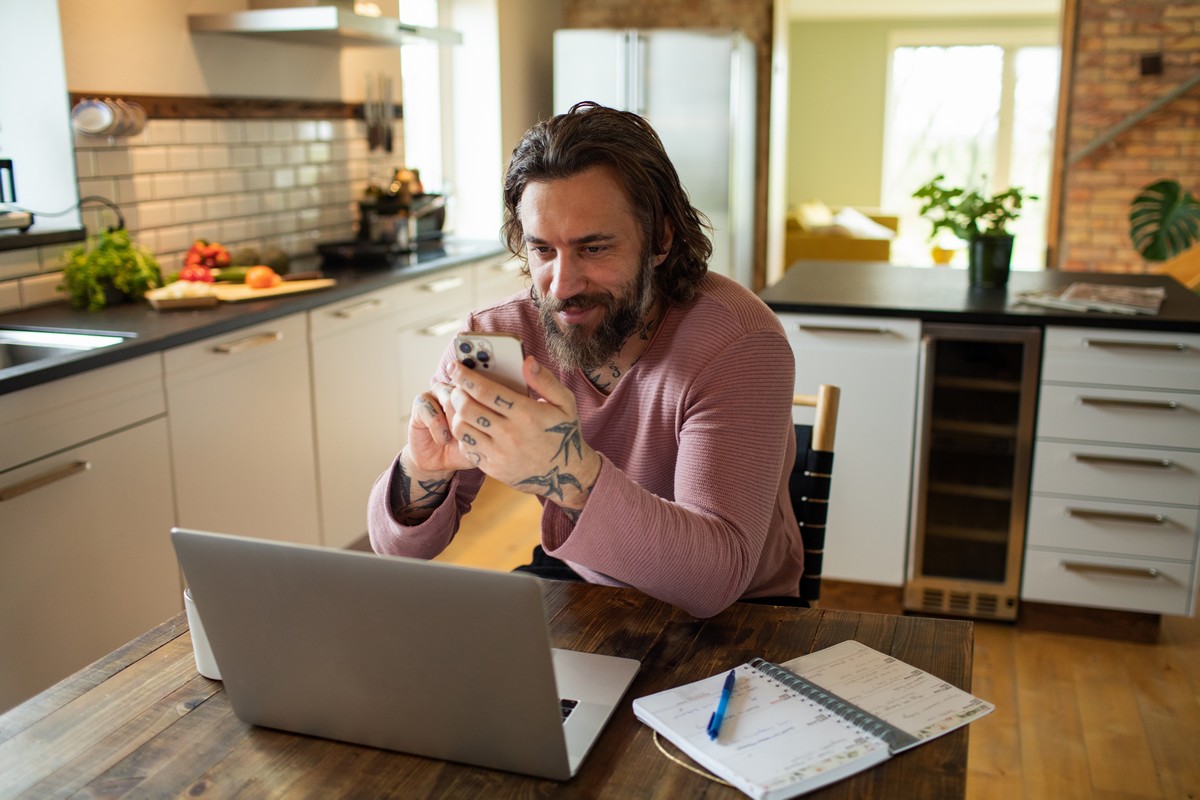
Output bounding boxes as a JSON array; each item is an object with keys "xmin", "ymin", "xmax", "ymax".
[{"xmin": 501, "ymin": 102, "xmax": 712, "ymax": 307}]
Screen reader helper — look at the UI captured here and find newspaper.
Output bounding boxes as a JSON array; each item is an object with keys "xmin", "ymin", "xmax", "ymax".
[{"xmin": 1015, "ymin": 282, "xmax": 1165, "ymax": 315}]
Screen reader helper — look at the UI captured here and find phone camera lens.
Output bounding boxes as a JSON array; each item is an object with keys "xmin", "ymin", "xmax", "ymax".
[
  {"xmin": 462, "ymin": 358, "xmax": 477, "ymax": 369},
  {"xmin": 458, "ymin": 341, "xmax": 472, "ymax": 354},
  {"xmin": 477, "ymin": 350, "xmax": 491, "ymax": 363}
]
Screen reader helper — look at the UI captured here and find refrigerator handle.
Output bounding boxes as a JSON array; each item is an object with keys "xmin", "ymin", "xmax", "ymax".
[{"xmin": 626, "ymin": 30, "xmax": 645, "ymax": 115}]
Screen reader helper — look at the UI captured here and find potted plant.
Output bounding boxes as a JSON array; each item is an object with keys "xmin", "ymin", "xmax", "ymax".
[
  {"xmin": 913, "ymin": 175, "xmax": 1035, "ymax": 288},
  {"xmin": 1129, "ymin": 178, "xmax": 1199, "ymax": 261},
  {"xmin": 60, "ymin": 228, "xmax": 163, "ymax": 311}
]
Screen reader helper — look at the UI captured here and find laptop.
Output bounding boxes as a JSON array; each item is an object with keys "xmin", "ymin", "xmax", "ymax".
[{"xmin": 170, "ymin": 528, "xmax": 640, "ymax": 780}]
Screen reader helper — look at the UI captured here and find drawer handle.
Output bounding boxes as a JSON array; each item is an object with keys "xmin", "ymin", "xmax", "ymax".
[
  {"xmin": 492, "ymin": 260, "xmax": 523, "ymax": 274},
  {"xmin": 1066, "ymin": 508, "xmax": 1166, "ymax": 525},
  {"xmin": 1072, "ymin": 453, "xmax": 1174, "ymax": 469},
  {"xmin": 1083, "ymin": 338, "xmax": 1190, "ymax": 353},
  {"xmin": 1061, "ymin": 561, "xmax": 1161, "ymax": 580},
  {"xmin": 0, "ymin": 460, "xmax": 91, "ymax": 502},
  {"xmin": 212, "ymin": 331, "xmax": 283, "ymax": 354},
  {"xmin": 419, "ymin": 319, "xmax": 463, "ymax": 337},
  {"xmin": 797, "ymin": 324, "xmax": 893, "ymax": 336},
  {"xmin": 421, "ymin": 276, "xmax": 466, "ymax": 294},
  {"xmin": 333, "ymin": 298, "xmax": 384, "ymax": 319},
  {"xmin": 1079, "ymin": 396, "xmax": 1180, "ymax": 411}
]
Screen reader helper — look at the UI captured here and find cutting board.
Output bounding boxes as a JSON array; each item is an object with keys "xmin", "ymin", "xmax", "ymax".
[{"xmin": 210, "ymin": 278, "xmax": 337, "ymax": 303}]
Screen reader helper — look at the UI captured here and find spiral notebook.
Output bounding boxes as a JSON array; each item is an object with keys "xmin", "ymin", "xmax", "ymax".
[{"xmin": 632, "ymin": 639, "xmax": 993, "ymax": 800}]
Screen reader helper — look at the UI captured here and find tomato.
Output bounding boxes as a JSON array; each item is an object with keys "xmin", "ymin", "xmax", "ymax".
[{"xmin": 245, "ymin": 266, "xmax": 280, "ymax": 289}]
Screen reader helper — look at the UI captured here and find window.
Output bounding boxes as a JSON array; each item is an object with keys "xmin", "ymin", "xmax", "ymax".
[
  {"xmin": 880, "ymin": 30, "xmax": 1059, "ymax": 270},
  {"xmin": 398, "ymin": 0, "xmax": 445, "ymax": 193}
]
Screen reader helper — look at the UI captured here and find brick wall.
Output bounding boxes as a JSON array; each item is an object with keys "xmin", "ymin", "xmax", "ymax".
[
  {"xmin": 562, "ymin": 0, "xmax": 774, "ymax": 289},
  {"xmin": 1060, "ymin": 0, "xmax": 1200, "ymax": 273}
]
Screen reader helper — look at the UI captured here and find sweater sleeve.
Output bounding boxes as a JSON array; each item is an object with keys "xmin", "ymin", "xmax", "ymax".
[
  {"xmin": 544, "ymin": 328, "xmax": 796, "ymax": 618},
  {"xmin": 367, "ymin": 456, "xmax": 487, "ymax": 557}
]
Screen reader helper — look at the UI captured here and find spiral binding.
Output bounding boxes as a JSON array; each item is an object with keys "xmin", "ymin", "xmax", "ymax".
[{"xmin": 748, "ymin": 658, "xmax": 921, "ymax": 753}]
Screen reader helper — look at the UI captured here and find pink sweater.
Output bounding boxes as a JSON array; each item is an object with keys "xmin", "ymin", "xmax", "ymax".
[{"xmin": 368, "ymin": 272, "xmax": 803, "ymax": 618}]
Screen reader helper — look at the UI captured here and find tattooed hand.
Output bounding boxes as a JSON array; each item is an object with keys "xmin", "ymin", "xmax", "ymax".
[{"xmin": 448, "ymin": 356, "xmax": 601, "ymax": 516}]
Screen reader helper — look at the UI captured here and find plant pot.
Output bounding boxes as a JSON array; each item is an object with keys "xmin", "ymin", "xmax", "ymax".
[{"xmin": 967, "ymin": 234, "xmax": 1014, "ymax": 289}]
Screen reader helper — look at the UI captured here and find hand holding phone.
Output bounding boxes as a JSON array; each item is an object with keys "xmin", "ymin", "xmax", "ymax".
[{"xmin": 454, "ymin": 332, "xmax": 527, "ymax": 392}]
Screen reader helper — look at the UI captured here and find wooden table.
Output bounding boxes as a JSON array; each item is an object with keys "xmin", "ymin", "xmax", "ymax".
[{"xmin": 0, "ymin": 582, "xmax": 975, "ymax": 798}]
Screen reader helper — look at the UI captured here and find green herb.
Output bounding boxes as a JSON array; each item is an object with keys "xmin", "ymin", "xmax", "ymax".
[{"xmin": 60, "ymin": 228, "xmax": 163, "ymax": 311}]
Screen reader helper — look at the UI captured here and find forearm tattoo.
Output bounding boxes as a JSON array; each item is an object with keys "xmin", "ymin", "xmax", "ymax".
[{"xmin": 396, "ymin": 461, "xmax": 450, "ymax": 522}]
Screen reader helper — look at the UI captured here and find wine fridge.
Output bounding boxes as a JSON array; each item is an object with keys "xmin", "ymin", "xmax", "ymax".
[{"xmin": 904, "ymin": 324, "xmax": 1041, "ymax": 620}]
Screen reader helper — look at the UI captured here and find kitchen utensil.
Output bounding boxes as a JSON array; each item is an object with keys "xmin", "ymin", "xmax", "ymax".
[{"xmin": 210, "ymin": 278, "xmax": 337, "ymax": 303}]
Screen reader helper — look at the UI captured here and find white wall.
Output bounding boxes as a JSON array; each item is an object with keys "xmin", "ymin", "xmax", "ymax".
[{"xmin": 0, "ymin": 0, "xmax": 80, "ymax": 225}]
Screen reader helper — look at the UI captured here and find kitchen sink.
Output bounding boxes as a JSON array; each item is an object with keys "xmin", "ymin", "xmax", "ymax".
[{"xmin": 0, "ymin": 328, "xmax": 131, "ymax": 370}]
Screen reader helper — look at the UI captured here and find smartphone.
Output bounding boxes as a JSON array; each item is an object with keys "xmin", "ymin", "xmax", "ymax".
[{"xmin": 454, "ymin": 332, "xmax": 527, "ymax": 392}]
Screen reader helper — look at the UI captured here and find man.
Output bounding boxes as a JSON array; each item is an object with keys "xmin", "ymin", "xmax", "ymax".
[{"xmin": 368, "ymin": 102, "xmax": 802, "ymax": 618}]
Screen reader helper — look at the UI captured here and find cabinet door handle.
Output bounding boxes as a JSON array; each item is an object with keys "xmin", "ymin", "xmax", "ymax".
[
  {"xmin": 1061, "ymin": 561, "xmax": 1161, "ymax": 580},
  {"xmin": 1079, "ymin": 396, "xmax": 1180, "ymax": 411},
  {"xmin": 419, "ymin": 319, "xmax": 463, "ymax": 337},
  {"xmin": 492, "ymin": 260, "xmax": 523, "ymax": 274},
  {"xmin": 1083, "ymin": 338, "xmax": 1190, "ymax": 353},
  {"xmin": 421, "ymin": 276, "xmax": 466, "ymax": 294},
  {"xmin": 1072, "ymin": 453, "xmax": 1174, "ymax": 469},
  {"xmin": 1066, "ymin": 507, "xmax": 1167, "ymax": 525},
  {"xmin": 0, "ymin": 460, "xmax": 91, "ymax": 502},
  {"xmin": 797, "ymin": 324, "xmax": 892, "ymax": 336},
  {"xmin": 212, "ymin": 331, "xmax": 283, "ymax": 354},
  {"xmin": 333, "ymin": 298, "xmax": 384, "ymax": 319}
]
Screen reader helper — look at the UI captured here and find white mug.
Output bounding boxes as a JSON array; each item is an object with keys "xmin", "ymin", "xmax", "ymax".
[{"xmin": 183, "ymin": 587, "xmax": 222, "ymax": 680}]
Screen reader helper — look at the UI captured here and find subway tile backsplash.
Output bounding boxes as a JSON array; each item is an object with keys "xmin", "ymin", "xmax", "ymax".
[{"xmin": 1, "ymin": 115, "xmax": 390, "ymax": 313}]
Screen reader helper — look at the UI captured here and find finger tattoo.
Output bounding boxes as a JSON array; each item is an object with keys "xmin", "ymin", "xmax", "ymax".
[
  {"xmin": 476, "ymin": 416, "xmax": 491, "ymax": 428},
  {"xmin": 494, "ymin": 395, "xmax": 513, "ymax": 410},
  {"xmin": 462, "ymin": 433, "xmax": 477, "ymax": 446}
]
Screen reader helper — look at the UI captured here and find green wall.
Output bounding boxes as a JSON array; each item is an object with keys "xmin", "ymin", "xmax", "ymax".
[{"xmin": 786, "ymin": 15, "xmax": 1057, "ymax": 214}]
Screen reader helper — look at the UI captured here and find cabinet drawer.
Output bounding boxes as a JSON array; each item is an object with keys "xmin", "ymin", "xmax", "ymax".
[
  {"xmin": 392, "ymin": 265, "xmax": 473, "ymax": 319},
  {"xmin": 164, "ymin": 314, "xmax": 309, "ymax": 377},
  {"xmin": 473, "ymin": 257, "xmax": 525, "ymax": 308},
  {"xmin": 1022, "ymin": 548, "xmax": 1196, "ymax": 616},
  {"xmin": 1036, "ymin": 384, "xmax": 1200, "ymax": 449},
  {"xmin": 1031, "ymin": 441, "xmax": 1200, "ymax": 506},
  {"xmin": 1042, "ymin": 326, "xmax": 1200, "ymax": 391},
  {"xmin": 0, "ymin": 354, "xmax": 165, "ymax": 473},
  {"xmin": 308, "ymin": 283, "xmax": 409, "ymax": 340},
  {"xmin": 1026, "ymin": 495, "xmax": 1199, "ymax": 561},
  {"xmin": 780, "ymin": 313, "xmax": 922, "ymax": 356}
]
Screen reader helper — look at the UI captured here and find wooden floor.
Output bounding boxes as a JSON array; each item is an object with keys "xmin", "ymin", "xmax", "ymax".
[{"xmin": 440, "ymin": 479, "xmax": 1200, "ymax": 800}]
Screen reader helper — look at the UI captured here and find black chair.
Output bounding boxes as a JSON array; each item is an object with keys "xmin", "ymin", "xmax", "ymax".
[{"xmin": 791, "ymin": 385, "xmax": 841, "ymax": 608}]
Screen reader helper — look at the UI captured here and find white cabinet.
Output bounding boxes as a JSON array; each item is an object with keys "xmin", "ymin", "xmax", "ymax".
[
  {"xmin": 0, "ymin": 356, "xmax": 177, "ymax": 713},
  {"xmin": 395, "ymin": 264, "xmax": 476, "ymax": 431},
  {"xmin": 164, "ymin": 313, "xmax": 321, "ymax": 546},
  {"xmin": 777, "ymin": 314, "xmax": 922, "ymax": 585},
  {"xmin": 310, "ymin": 285, "xmax": 412, "ymax": 549},
  {"xmin": 1023, "ymin": 327, "xmax": 1200, "ymax": 615},
  {"xmin": 309, "ymin": 262, "xmax": 479, "ymax": 548}
]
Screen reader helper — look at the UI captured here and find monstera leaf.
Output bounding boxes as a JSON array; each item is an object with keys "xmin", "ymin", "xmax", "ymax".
[{"xmin": 1129, "ymin": 179, "xmax": 1200, "ymax": 262}]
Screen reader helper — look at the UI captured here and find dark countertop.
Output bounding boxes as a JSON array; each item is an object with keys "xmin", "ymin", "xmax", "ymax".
[
  {"xmin": 0, "ymin": 239, "xmax": 508, "ymax": 397},
  {"xmin": 761, "ymin": 261, "xmax": 1200, "ymax": 332}
]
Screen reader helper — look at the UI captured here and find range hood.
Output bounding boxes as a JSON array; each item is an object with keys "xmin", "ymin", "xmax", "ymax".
[{"xmin": 188, "ymin": 7, "xmax": 462, "ymax": 48}]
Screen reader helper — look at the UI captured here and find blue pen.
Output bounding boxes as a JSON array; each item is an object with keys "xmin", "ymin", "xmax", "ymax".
[{"xmin": 706, "ymin": 669, "xmax": 736, "ymax": 741}]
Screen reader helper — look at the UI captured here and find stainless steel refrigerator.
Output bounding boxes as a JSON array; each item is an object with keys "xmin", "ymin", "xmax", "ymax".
[{"xmin": 553, "ymin": 29, "xmax": 756, "ymax": 288}]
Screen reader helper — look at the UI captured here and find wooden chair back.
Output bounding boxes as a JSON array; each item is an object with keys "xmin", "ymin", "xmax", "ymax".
[{"xmin": 791, "ymin": 385, "xmax": 841, "ymax": 608}]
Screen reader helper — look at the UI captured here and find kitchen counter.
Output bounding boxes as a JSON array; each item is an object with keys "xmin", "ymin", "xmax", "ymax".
[
  {"xmin": 761, "ymin": 261, "xmax": 1200, "ymax": 332},
  {"xmin": 0, "ymin": 238, "xmax": 508, "ymax": 396}
]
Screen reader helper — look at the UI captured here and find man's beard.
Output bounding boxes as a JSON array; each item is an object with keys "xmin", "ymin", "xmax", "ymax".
[{"xmin": 537, "ymin": 257, "xmax": 657, "ymax": 372}]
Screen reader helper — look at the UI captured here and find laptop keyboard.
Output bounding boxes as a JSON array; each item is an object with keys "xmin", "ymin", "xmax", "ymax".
[{"xmin": 560, "ymin": 698, "xmax": 578, "ymax": 722}]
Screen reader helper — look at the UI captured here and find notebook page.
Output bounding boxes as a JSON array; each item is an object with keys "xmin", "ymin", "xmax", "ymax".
[
  {"xmin": 633, "ymin": 663, "xmax": 890, "ymax": 799},
  {"xmin": 780, "ymin": 640, "xmax": 993, "ymax": 748}
]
